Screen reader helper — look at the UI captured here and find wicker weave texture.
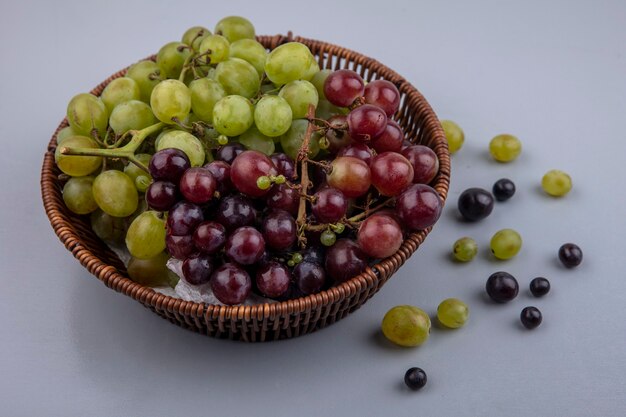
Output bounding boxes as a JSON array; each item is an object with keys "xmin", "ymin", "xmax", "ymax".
[{"xmin": 41, "ymin": 34, "xmax": 450, "ymax": 342}]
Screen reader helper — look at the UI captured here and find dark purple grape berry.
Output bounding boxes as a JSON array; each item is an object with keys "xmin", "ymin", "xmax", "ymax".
[
  {"xmin": 255, "ymin": 261, "xmax": 291, "ymax": 298},
  {"xmin": 485, "ymin": 271, "xmax": 519, "ymax": 303},
  {"xmin": 529, "ymin": 277, "xmax": 550, "ymax": 297},
  {"xmin": 325, "ymin": 239, "xmax": 368, "ymax": 285},
  {"xmin": 558, "ymin": 243, "xmax": 583, "ymax": 268},
  {"xmin": 492, "ymin": 178, "xmax": 516, "ymax": 202},
  {"xmin": 182, "ymin": 253, "xmax": 214, "ymax": 285},
  {"xmin": 215, "ymin": 143, "xmax": 244, "ymax": 164},
  {"xmin": 262, "ymin": 210, "xmax": 297, "ymax": 251},
  {"xmin": 179, "ymin": 167, "xmax": 216, "ymax": 204},
  {"xmin": 193, "ymin": 221, "xmax": 226, "ymax": 254},
  {"xmin": 294, "ymin": 261, "xmax": 326, "ymax": 295},
  {"xmin": 404, "ymin": 367, "xmax": 427, "ymax": 391},
  {"xmin": 520, "ymin": 306, "xmax": 542, "ymax": 329},
  {"xmin": 210, "ymin": 263, "xmax": 251, "ymax": 305},
  {"xmin": 458, "ymin": 188, "xmax": 494, "ymax": 221},
  {"xmin": 225, "ymin": 226, "xmax": 266, "ymax": 265},
  {"xmin": 166, "ymin": 234, "xmax": 196, "ymax": 260},
  {"xmin": 215, "ymin": 195, "xmax": 257, "ymax": 231},
  {"xmin": 149, "ymin": 148, "xmax": 190, "ymax": 182},
  {"xmin": 146, "ymin": 181, "xmax": 178, "ymax": 211},
  {"xmin": 167, "ymin": 201, "xmax": 203, "ymax": 236}
]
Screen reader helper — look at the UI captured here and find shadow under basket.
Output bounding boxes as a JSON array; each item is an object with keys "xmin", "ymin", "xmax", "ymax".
[{"xmin": 41, "ymin": 33, "xmax": 451, "ymax": 342}]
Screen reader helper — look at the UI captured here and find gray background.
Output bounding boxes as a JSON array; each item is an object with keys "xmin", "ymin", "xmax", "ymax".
[{"xmin": 1, "ymin": 0, "xmax": 625, "ymax": 416}]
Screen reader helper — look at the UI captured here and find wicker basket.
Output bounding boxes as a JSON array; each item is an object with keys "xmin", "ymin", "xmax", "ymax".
[{"xmin": 41, "ymin": 33, "xmax": 450, "ymax": 342}]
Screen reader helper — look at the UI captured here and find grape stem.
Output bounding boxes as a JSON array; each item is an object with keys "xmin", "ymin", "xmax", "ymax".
[
  {"xmin": 59, "ymin": 122, "xmax": 165, "ymax": 173},
  {"xmin": 303, "ymin": 198, "xmax": 394, "ymax": 233},
  {"xmin": 178, "ymin": 52, "xmax": 195, "ymax": 82},
  {"xmin": 296, "ymin": 104, "xmax": 317, "ymax": 248}
]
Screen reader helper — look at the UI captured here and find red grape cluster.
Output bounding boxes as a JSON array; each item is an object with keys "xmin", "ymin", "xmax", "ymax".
[{"xmin": 145, "ymin": 69, "xmax": 443, "ymax": 305}]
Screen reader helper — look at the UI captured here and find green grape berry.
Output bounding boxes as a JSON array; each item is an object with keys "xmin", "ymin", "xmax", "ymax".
[
  {"xmin": 256, "ymin": 175, "xmax": 271, "ymax": 190},
  {"xmin": 331, "ymin": 223, "xmax": 345, "ymax": 234},
  {"xmin": 125, "ymin": 60, "xmax": 161, "ymax": 103},
  {"xmin": 239, "ymin": 126, "xmax": 275, "ymax": 155},
  {"xmin": 182, "ymin": 26, "xmax": 211, "ymax": 50},
  {"xmin": 62, "ymin": 176, "xmax": 98, "ymax": 215},
  {"xmin": 125, "ymin": 211, "xmax": 167, "ymax": 260},
  {"xmin": 155, "ymin": 130, "xmax": 206, "ymax": 167},
  {"xmin": 278, "ymin": 80, "xmax": 319, "ymax": 119},
  {"xmin": 128, "ymin": 251, "xmax": 177, "ymax": 287},
  {"xmin": 55, "ymin": 135, "xmax": 102, "ymax": 177},
  {"xmin": 108, "ymin": 100, "xmax": 157, "ymax": 135},
  {"xmin": 135, "ymin": 175, "xmax": 151, "ymax": 192},
  {"xmin": 66, "ymin": 93, "xmax": 109, "ymax": 138},
  {"xmin": 311, "ymin": 69, "xmax": 332, "ymax": 100},
  {"xmin": 437, "ymin": 298, "xmax": 469, "ymax": 329},
  {"xmin": 101, "ymin": 77, "xmax": 141, "ymax": 113},
  {"xmin": 274, "ymin": 175, "xmax": 286, "ymax": 185},
  {"xmin": 189, "ymin": 78, "xmax": 226, "ymax": 123},
  {"xmin": 56, "ymin": 126, "xmax": 77, "ymax": 146},
  {"xmin": 490, "ymin": 228, "xmax": 522, "ymax": 260},
  {"xmin": 441, "ymin": 120, "xmax": 464, "ymax": 154},
  {"xmin": 156, "ymin": 41, "xmax": 191, "ymax": 79},
  {"xmin": 542, "ymin": 169, "xmax": 572, "ymax": 197},
  {"xmin": 214, "ymin": 58, "xmax": 261, "ymax": 98},
  {"xmin": 123, "ymin": 154, "xmax": 152, "ymax": 183},
  {"xmin": 320, "ymin": 230, "xmax": 337, "ymax": 247},
  {"xmin": 92, "ymin": 170, "xmax": 139, "ymax": 217},
  {"xmin": 452, "ymin": 237, "xmax": 478, "ymax": 262},
  {"xmin": 254, "ymin": 95, "xmax": 292, "ymax": 137},
  {"xmin": 292, "ymin": 253, "xmax": 303, "ymax": 264},
  {"xmin": 381, "ymin": 305, "xmax": 431, "ymax": 347},
  {"xmin": 212, "ymin": 95, "xmax": 254, "ymax": 136},
  {"xmin": 90, "ymin": 210, "xmax": 125, "ymax": 243},
  {"xmin": 229, "ymin": 39, "xmax": 267, "ymax": 76},
  {"xmin": 150, "ymin": 79, "xmax": 192, "ymax": 124},
  {"xmin": 280, "ymin": 119, "xmax": 320, "ymax": 160},
  {"xmin": 217, "ymin": 135, "xmax": 229, "ymax": 145},
  {"xmin": 264, "ymin": 42, "xmax": 316, "ymax": 86},
  {"xmin": 198, "ymin": 34, "xmax": 230, "ymax": 64},
  {"xmin": 489, "ymin": 134, "xmax": 521, "ymax": 162},
  {"xmin": 214, "ymin": 16, "xmax": 255, "ymax": 42}
]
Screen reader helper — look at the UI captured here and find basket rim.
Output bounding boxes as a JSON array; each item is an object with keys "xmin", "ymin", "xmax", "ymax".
[{"xmin": 41, "ymin": 33, "xmax": 450, "ymax": 323}]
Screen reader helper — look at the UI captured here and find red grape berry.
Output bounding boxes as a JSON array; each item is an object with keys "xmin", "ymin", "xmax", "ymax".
[
  {"xmin": 324, "ymin": 69, "xmax": 365, "ymax": 107},
  {"xmin": 364, "ymin": 79, "xmax": 400, "ymax": 117},
  {"xmin": 347, "ymin": 104, "xmax": 387, "ymax": 142},
  {"xmin": 357, "ymin": 214, "xmax": 403, "ymax": 259},
  {"xmin": 395, "ymin": 184, "xmax": 442, "ymax": 231},
  {"xmin": 327, "ymin": 156, "xmax": 371, "ymax": 198},
  {"xmin": 370, "ymin": 152, "xmax": 414, "ymax": 196},
  {"xmin": 210, "ymin": 263, "xmax": 252, "ymax": 305}
]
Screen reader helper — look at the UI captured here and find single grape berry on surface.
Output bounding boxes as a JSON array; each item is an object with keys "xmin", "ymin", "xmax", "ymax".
[
  {"xmin": 381, "ymin": 305, "xmax": 431, "ymax": 347},
  {"xmin": 489, "ymin": 134, "xmax": 521, "ymax": 162},
  {"xmin": 520, "ymin": 307, "xmax": 542, "ymax": 329},
  {"xmin": 457, "ymin": 188, "xmax": 494, "ymax": 222},
  {"xmin": 542, "ymin": 170, "xmax": 572, "ymax": 197},
  {"xmin": 490, "ymin": 229, "xmax": 522, "ymax": 260},
  {"xmin": 492, "ymin": 178, "xmax": 516, "ymax": 201},
  {"xmin": 530, "ymin": 277, "xmax": 551, "ymax": 297},
  {"xmin": 452, "ymin": 237, "xmax": 478, "ymax": 262},
  {"xmin": 404, "ymin": 367, "xmax": 427, "ymax": 391},
  {"xmin": 558, "ymin": 243, "xmax": 583, "ymax": 268},
  {"xmin": 486, "ymin": 271, "xmax": 519, "ymax": 303},
  {"xmin": 441, "ymin": 120, "xmax": 464, "ymax": 153},
  {"xmin": 437, "ymin": 298, "xmax": 469, "ymax": 329}
]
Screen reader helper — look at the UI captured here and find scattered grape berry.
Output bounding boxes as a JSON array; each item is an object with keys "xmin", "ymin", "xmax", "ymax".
[
  {"xmin": 558, "ymin": 243, "xmax": 583, "ymax": 268},
  {"xmin": 529, "ymin": 277, "xmax": 550, "ymax": 297},
  {"xmin": 485, "ymin": 271, "xmax": 519, "ymax": 303},
  {"xmin": 492, "ymin": 178, "xmax": 515, "ymax": 201},
  {"xmin": 457, "ymin": 188, "xmax": 494, "ymax": 222},
  {"xmin": 520, "ymin": 307, "xmax": 542, "ymax": 329},
  {"xmin": 404, "ymin": 367, "xmax": 427, "ymax": 391}
]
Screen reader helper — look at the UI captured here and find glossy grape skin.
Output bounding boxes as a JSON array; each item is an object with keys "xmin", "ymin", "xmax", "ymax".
[
  {"xmin": 452, "ymin": 237, "xmax": 478, "ymax": 262},
  {"xmin": 200, "ymin": 162, "xmax": 229, "ymax": 195},
  {"xmin": 312, "ymin": 187, "xmax": 348, "ymax": 223},
  {"xmin": 520, "ymin": 307, "xmax": 542, "ymax": 329},
  {"xmin": 325, "ymin": 115, "xmax": 352, "ymax": 153},
  {"xmin": 179, "ymin": 167, "xmax": 216, "ymax": 204},
  {"xmin": 371, "ymin": 120, "xmax": 403, "ymax": 153},
  {"xmin": 92, "ymin": 170, "xmax": 138, "ymax": 217},
  {"xmin": 530, "ymin": 277, "xmax": 551, "ymax": 297},
  {"xmin": 230, "ymin": 150, "xmax": 277, "ymax": 198},
  {"xmin": 125, "ymin": 60, "xmax": 161, "ymax": 103},
  {"xmin": 212, "ymin": 95, "xmax": 254, "ymax": 136},
  {"xmin": 145, "ymin": 181, "xmax": 178, "ymax": 211},
  {"xmin": 278, "ymin": 80, "xmax": 319, "ymax": 119},
  {"xmin": 156, "ymin": 41, "xmax": 191, "ymax": 79},
  {"xmin": 347, "ymin": 104, "xmax": 387, "ymax": 141},
  {"xmin": 320, "ymin": 230, "xmax": 337, "ymax": 247},
  {"xmin": 337, "ymin": 143, "xmax": 373, "ymax": 165},
  {"xmin": 324, "ymin": 69, "xmax": 365, "ymax": 107},
  {"xmin": 266, "ymin": 184, "xmax": 299, "ymax": 216},
  {"xmin": 370, "ymin": 152, "xmax": 414, "ymax": 197},
  {"xmin": 181, "ymin": 26, "xmax": 211, "ymax": 50},
  {"xmin": 210, "ymin": 263, "xmax": 252, "ymax": 305},
  {"xmin": 381, "ymin": 305, "xmax": 431, "ymax": 347},
  {"xmin": 166, "ymin": 234, "xmax": 196, "ymax": 260},
  {"xmin": 256, "ymin": 262, "xmax": 291, "ymax": 298},
  {"xmin": 493, "ymin": 178, "xmax": 516, "ymax": 201},
  {"xmin": 280, "ymin": 119, "xmax": 320, "ymax": 160},
  {"xmin": 402, "ymin": 145, "xmax": 439, "ymax": 184},
  {"xmin": 270, "ymin": 153, "xmax": 296, "ymax": 180},
  {"xmin": 91, "ymin": 210, "xmax": 126, "ymax": 243},
  {"xmin": 198, "ymin": 35, "xmax": 230, "ymax": 64},
  {"xmin": 214, "ymin": 58, "xmax": 260, "ymax": 98},
  {"xmin": 109, "ymin": 100, "xmax": 156, "ymax": 135},
  {"xmin": 150, "ymin": 79, "xmax": 191, "ymax": 124},
  {"xmin": 125, "ymin": 211, "xmax": 166, "ymax": 259},
  {"xmin": 155, "ymin": 130, "xmax": 205, "ymax": 167},
  {"xmin": 238, "ymin": 126, "xmax": 275, "ymax": 155},
  {"xmin": 311, "ymin": 69, "xmax": 332, "ymax": 100},
  {"xmin": 100, "ymin": 77, "xmax": 141, "ymax": 112},
  {"xmin": 364, "ymin": 79, "xmax": 400, "ymax": 117},
  {"xmin": 56, "ymin": 126, "xmax": 77, "ymax": 145},
  {"xmin": 149, "ymin": 148, "xmax": 191, "ymax": 183},
  {"xmin": 486, "ymin": 271, "xmax": 519, "ymax": 303},
  {"xmin": 457, "ymin": 188, "xmax": 494, "ymax": 222},
  {"xmin": 294, "ymin": 261, "xmax": 326, "ymax": 295},
  {"xmin": 357, "ymin": 214, "xmax": 403, "ymax": 259},
  {"xmin": 264, "ymin": 42, "xmax": 317, "ymax": 85},
  {"xmin": 327, "ymin": 156, "xmax": 371, "ymax": 198},
  {"xmin": 127, "ymin": 251, "xmax": 175, "ymax": 287},
  {"xmin": 489, "ymin": 134, "xmax": 522, "ymax": 162},
  {"xmin": 404, "ymin": 368, "xmax": 427, "ymax": 391},
  {"xmin": 254, "ymin": 95, "xmax": 292, "ymax": 137},
  {"xmin": 66, "ymin": 93, "xmax": 109, "ymax": 138},
  {"xmin": 182, "ymin": 253, "xmax": 214, "ymax": 285},
  {"xmin": 225, "ymin": 226, "xmax": 265, "ymax": 265},
  {"xmin": 558, "ymin": 243, "xmax": 583, "ymax": 267},
  {"xmin": 214, "ymin": 16, "xmax": 255, "ymax": 42},
  {"xmin": 437, "ymin": 298, "xmax": 469, "ymax": 328},
  {"xmin": 262, "ymin": 210, "xmax": 297, "ymax": 251},
  {"xmin": 395, "ymin": 184, "xmax": 442, "ymax": 231},
  {"xmin": 324, "ymin": 238, "xmax": 368, "ymax": 284},
  {"xmin": 189, "ymin": 78, "xmax": 226, "ymax": 123},
  {"xmin": 229, "ymin": 39, "xmax": 267, "ymax": 76},
  {"xmin": 167, "ymin": 201, "xmax": 204, "ymax": 236},
  {"xmin": 62, "ymin": 176, "xmax": 98, "ymax": 214},
  {"xmin": 542, "ymin": 170, "xmax": 572, "ymax": 197},
  {"xmin": 215, "ymin": 195, "xmax": 257, "ymax": 231},
  {"xmin": 215, "ymin": 143, "xmax": 244, "ymax": 164},
  {"xmin": 441, "ymin": 120, "xmax": 464, "ymax": 153},
  {"xmin": 490, "ymin": 229, "xmax": 522, "ymax": 260}
]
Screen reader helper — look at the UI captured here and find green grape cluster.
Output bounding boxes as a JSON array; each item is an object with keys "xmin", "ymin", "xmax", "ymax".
[{"xmin": 55, "ymin": 15, "xmax": 354, "ymax": 289}]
